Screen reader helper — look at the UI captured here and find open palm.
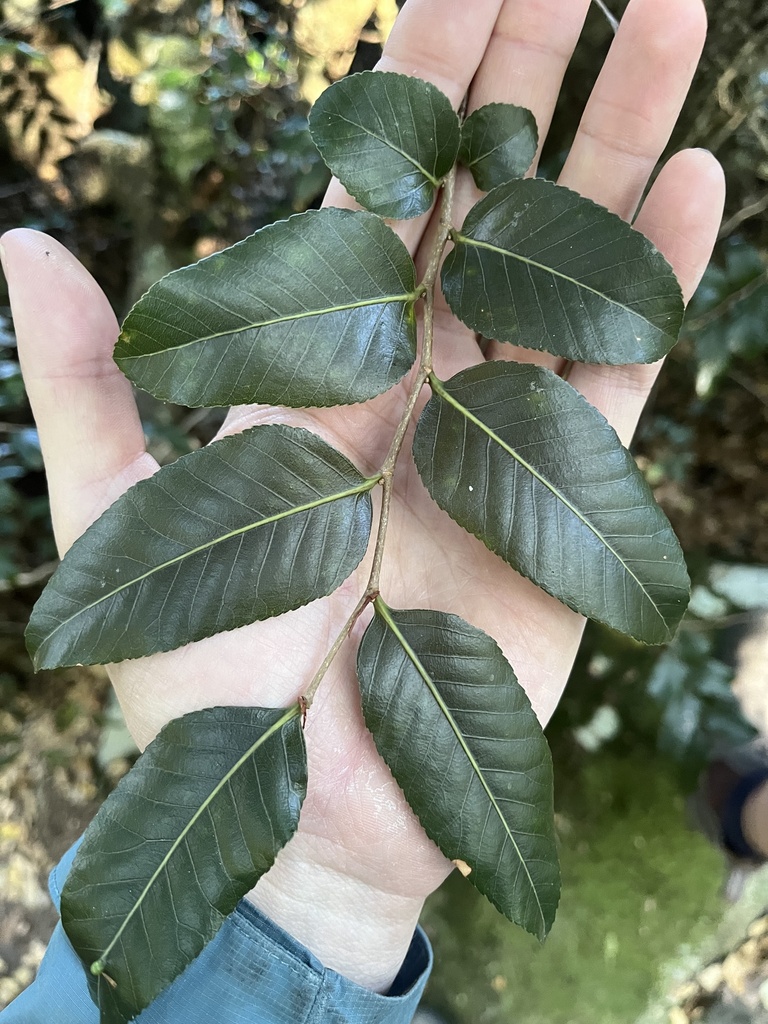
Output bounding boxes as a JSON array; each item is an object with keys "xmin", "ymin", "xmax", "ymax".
[{"xmin": 3, "ymin": 0, "xmax": 724, "ymax": 993}]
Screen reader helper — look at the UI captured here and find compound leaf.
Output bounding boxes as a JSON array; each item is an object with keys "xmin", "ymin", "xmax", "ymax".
[
  {"xmin": 62, "ymin": 705, "xmax": 306, "ymax": 1024},
  {"xmin": 442, "ymin": 178, "xmax": 684, "ymax": 364},
  {"xmin": 27, "ymin": 425, "xmax": 374, "ymax": 668},
  {"xmin": 115, "ymin": 209, "xmax": 418, "ymax": 408},
  {"xmin": 357, "ymin": 603, "xmax": 559, "ymax": 939},
  {"xmin": 309, "ymin": 71, "xmax": 461, "ymax": 220},
  {"xmin": 459, "ymin": 102, "xmax": 538, "ymax": 190},
  {"xmin": 413, "ymin": 362, "xmax": 689, "ymax": 644}
]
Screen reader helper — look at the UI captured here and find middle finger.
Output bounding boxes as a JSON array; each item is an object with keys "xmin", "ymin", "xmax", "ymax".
[
  {"xmin": 481, "ymin": 0, "xmax": 706, "ymax": 366},
  {"xmin": 322, "ymin": 0, "xmax": 508, "ymax": 255},
  {"xmin": 432, "ymin": 0, "xmax": 592, "ymax": 375},
  {"xmin": 557, "ymin": 0, "xmax": 708, "ymax": 217}
]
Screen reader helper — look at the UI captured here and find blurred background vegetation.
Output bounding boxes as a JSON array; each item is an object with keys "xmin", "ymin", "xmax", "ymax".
[{"xmin": 0, "ymin": 0, "xmax": 767, "ymax": 1019}]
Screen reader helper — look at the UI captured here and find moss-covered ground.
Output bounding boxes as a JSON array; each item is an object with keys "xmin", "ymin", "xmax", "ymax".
[{"xmin": 421, "ymin": 752, "xmax": 727, "ymax": 1024}]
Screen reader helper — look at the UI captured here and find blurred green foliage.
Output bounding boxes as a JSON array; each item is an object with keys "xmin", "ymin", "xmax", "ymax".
[
  {"xmin": 685, "ymin": 238, "xmax": 768, "ymax": 398},
  {"xmin": 422, "ymin": 752, "xmax": 725, "ymax": 1024},
  {"xmin": 0, "ymin": 307, "xmax": 55, "ymax": 582},
  {"xmin": 552, "ymin": 615, "xmax": 758, "ymax": 788}
]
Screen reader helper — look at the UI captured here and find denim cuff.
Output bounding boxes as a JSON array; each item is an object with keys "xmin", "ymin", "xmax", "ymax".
[{"xmin": 1, "ymin": 841, "xmax": 432, "ymax": 1024}]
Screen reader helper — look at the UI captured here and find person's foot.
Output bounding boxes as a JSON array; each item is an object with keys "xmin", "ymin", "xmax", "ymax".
[{"xmin": 693, "ymin": 743, "xmax": 768, "ymax": 900}]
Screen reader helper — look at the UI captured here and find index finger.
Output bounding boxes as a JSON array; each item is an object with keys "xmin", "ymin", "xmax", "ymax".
[{"xmin": 322, "ymin": 0, "xmax": 507, "ymax": 254}]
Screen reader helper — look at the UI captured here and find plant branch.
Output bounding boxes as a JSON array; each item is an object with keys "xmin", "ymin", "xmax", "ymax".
[
  {"xmin": 302, "ymin": 165, "xmax": 458, "ymax": 708},
  {"xmin": 366, "ymin": 162, "xmax": 457, "ymax": 596},
  {"xmin": 728, "ymin": 369, "xmax": 768, "ymax": 409},
  {"xmin": 0, "ymin": 559, "xmax": 58, "ymax": 595},
  {"xmin": 683, "ymin": 270, "xmax": 766, "ymax": 334},
  {"xmin": 302, "ymin": 592, "xmax": 370, "ymax": 706},
  {"xmin": 719, "ymin": 194, "xmax": 768, "ymax": 238}
]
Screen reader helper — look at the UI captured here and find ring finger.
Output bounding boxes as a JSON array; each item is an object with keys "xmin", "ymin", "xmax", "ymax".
[{"xmin": 482, "ymin": 0, "xmax": 707, "ymax": 366}]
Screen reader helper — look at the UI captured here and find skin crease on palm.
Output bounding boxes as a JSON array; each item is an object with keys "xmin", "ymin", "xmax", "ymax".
[{"xmin": 0, "ymin": 0, "xmax": 725, "ymax": 996}]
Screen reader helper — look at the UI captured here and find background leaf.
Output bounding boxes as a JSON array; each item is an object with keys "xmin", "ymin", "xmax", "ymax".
[
  {"xmin": 442, "ymin": 178, "xmax": 684, "ymax": 364},
  {"xmin": 27, "ymin": 425, "xmax": 374, "ymax": 668},
  {"xmin": 357, "ymin": 603, "xmax": 559, "ymax": 940},
  {"xmin": 115, "ymin": 209, "xmax": 418, "ymax": 408},
  {"xmin": 308, "ymin": 70, "xmax": 461, "ymax": 220},
  {"xmin": 62, "ymin": 705, "xmax": 306, "ymax": 1024},
  {"xmin": 413, "ymin": 362, "xmax": 690, "ymax": 644},
  {"xmin": 459, "ymin": 102, "xmax": 538, "ymax": 191}
]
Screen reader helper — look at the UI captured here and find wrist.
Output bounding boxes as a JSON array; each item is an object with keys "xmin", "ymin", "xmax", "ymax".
[{"xmin": 246, "ymin": 832, "xmax": 429, "ymax": 992}]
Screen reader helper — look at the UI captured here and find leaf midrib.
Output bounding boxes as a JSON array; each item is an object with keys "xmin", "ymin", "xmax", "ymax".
[
  {"xmin": 453, "ymin": 233, "xmax": 663, "ymax": 331},
  {"xmin": 463, "ymin": 125, "xmax": 529, "ymax": 170},
  {"xmin": 89, "ymin": 705, "xmax": 301, "ymax": 976},
  {"xmin": 326, "ymin": 110, "xmax": 440, "ymax": 186},
  {"xmin": 374, "ymin": 599, "xmax": 545, "ymax": 933},
  {"xmin": 428, "ymin": 374, "xmax": 667, "ymax": 630},
  {"xmin": 37, "ymin": 478, "xmax": 378, "ymax": 660},
  {"xmin": 118, "ymin": 294, "xmax": 418, "ymax": 359}
]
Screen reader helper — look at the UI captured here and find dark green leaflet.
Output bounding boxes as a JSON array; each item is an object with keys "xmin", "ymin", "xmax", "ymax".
[
  {"xmin": 27, "ymin": 425, "xmax": 375, "ymax": 668},
  {"xmin": 442, "ymin": 178, "xmax": 684, "ymax": 364},
  {"xmin": 309, "ymin": 71, "xmax": 461, "ymax": 219},
  {"xmin": 62, "ymin": 705, "xmax": 306, "ymax": 1024},
  {"xmin": 116, "ymin": 209, "xmax": 419, "ymax": 408},
  {"xmin": 357, "ymin": 603, "xmax": 559, "ymax": 939},
  {"xmin": 413, "ymin": 361, "xmax": 689, "ymax": 644}
]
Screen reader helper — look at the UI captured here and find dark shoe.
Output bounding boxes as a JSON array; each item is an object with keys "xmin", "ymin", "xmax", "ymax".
[{"xmin": 692, "ymin": 743, "xmax": 768, "ymax": 900}]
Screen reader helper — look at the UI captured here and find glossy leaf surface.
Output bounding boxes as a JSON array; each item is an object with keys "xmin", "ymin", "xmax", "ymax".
[
  {"xmin": 413, "ymin": 362, "xmax": 689, "ymax": 644},
  {"xmin": 115, "ymin": 209, "xmax": 418, "ymax": 408},
  {"xmin": 357, "ymin": 603, "xmax": 559, "ymax": 939},
  {"xmin": 309, "ymin": 71, "xmax": 461, "ymax": 220},
  {"xmin": 27, "ymin": 425, "xmax": 373, "ymax": 668},
  {"xmin": 62, "ymin": 705, "xmax": 306, "ymax": 1024},
  {"xmin": 442, "ymin": 178, "xmax": 684, "ymax": 364},
  {"xmin": 459, "ymin": 102, "xmax": 538, "ymax": 191}
]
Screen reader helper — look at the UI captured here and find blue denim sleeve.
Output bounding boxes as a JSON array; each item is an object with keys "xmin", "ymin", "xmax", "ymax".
[{"xmin": 1, "ymin": 843, "xmax": 432, "ymax": 1024}]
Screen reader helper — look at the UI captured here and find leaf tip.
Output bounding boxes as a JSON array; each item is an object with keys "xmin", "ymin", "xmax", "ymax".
[
  {"xmin": 24, "ymin": 626, "xmax": 43, "ymax": 672},
  {"xmin": 530, "ymin": 889, "xmax": 559, "ymax": 945},
  {"xmin": 25, "ymin": 628, "xmax": 65, "ymax": 672}
]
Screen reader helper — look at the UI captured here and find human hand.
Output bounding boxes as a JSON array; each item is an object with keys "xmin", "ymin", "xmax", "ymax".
[{"xmin": 1, "ymin": 0, "xmax": 724, "ymax": 994}]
